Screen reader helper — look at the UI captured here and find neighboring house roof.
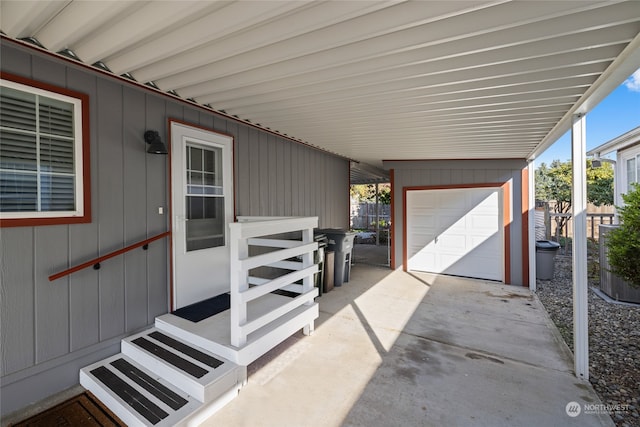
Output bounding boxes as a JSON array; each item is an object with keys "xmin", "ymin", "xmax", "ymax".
[
  {"xmin": 1, "ymin": 1, "xmax": 640, "ymax": 167},
  {"xmin": 587, "ymin": 126, "xmax": 640, "ymax": 157}
]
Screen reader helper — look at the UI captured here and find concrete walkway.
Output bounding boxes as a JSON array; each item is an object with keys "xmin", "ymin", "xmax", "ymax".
[
  {"xmin": 204, "ymin": 265, "xmax": 614, "ymax": 427},
  {"xmin": 351, "ymin": 242, "xmax": 390, "ymax": 267}
]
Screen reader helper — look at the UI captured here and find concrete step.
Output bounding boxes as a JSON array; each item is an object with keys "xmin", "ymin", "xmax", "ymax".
[{"xmin": 80, "ymin": 328, "xmax": 246, "ymax": 426}]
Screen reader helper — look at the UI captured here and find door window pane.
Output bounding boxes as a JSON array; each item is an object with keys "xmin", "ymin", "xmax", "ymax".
[
  {"xmin": 189, "ymin": 171, "xmax": 203, "ymax": 185},
  {"xmin": 185, "ymin": 144, "xmax": 224, "ymax": 251}
]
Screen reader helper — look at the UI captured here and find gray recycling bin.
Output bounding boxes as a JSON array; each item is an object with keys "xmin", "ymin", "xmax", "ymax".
[
  {"xmin": 536, "ymin": 240, "xmax": 561, "ymax": 280},
  {"xmin": 316, "ymin": 229, "xmax": 356, "ymax": 287}
]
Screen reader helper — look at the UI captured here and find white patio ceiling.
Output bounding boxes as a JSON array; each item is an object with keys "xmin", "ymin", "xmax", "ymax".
[{"xmin": 2, "ymin": 1, "xmax": 640, "ymax": 170}]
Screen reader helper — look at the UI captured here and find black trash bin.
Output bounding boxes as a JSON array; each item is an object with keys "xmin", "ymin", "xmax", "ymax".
[
  {"xmin": 292, "ymin": 234, "xmax": 327, "ymax": 296},
  {"xmin": 314, "ymin": 234, "xmax": 328, "ymax": 296},
  {"xmin": 315, "ymin": 229, "xmax": 356, "ymax": 287},
  {"xmin": 536, "ymin": 240, "xmax": 561, "ymax": 280}
]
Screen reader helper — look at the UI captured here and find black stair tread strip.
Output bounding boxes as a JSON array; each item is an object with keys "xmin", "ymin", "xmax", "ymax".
[
  {"xmin": 132, "ymin": 337, "xmax": 208, "ymax": 379},
  {"xmin": 91, "ymin": 365, "xmax": 168, "ymax": 425},
  {"xmin": 111, "ymin": 358, "xmax": 188, "ymax": 411},
  {"xmin": 148, "ymin": 331, "xmax": 224, "ymax": 369}
]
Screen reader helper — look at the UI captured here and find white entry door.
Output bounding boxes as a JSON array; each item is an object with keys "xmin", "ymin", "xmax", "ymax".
[
  {"xmin": 171, "ymin": 122, "xmax": 234, "ymax": 309},
  {"xmin": 406, "ymin": 188, "xmax": 503, "ymax": 281}
]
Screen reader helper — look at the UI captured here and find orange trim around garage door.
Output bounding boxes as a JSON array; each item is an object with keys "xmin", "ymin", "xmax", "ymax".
[
  {"xmin": 521, "ymin": 168, "xmax": 530, "ymax": 287},
  {"xmin": 403, "ymin": 182, "xmax": 511, "ymax": 284},
  {"xmin": 521, "ymin": 168, "xmax": 529, "ymax": 288}
]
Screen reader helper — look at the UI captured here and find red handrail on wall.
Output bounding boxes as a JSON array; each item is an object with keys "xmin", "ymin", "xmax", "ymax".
[{"xmin": 49, "ymin": 231, "xmax": 171, "ymax": 281}]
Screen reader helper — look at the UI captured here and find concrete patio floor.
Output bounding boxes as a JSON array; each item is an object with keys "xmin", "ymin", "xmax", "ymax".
[
  {"xmin": 351, "ymin": 242, "xmax": 391, "ymax": 267},
  {"xmin": 204, "ymin": 264, "xmax": 614, "ymax": 427}
]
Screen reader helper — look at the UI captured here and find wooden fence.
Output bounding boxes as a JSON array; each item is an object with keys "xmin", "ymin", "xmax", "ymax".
[
  {"xmin": 350, "ymin": 202, "xmax": 391, "ymax": 230},
  {"xmin": 543, "ymin": 212, "xmax": 616, "ymax": 255}
]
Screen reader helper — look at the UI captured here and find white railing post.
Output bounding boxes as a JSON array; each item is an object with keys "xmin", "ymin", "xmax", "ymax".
[
  {"xmin": 230, "ymin": 223, "xmax": 248, "ymax": 347},
  {"xmin": 301, "ymin": 227, "xmax": 315, "ymax": 336}
]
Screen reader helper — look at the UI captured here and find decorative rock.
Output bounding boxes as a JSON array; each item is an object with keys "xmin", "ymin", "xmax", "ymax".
[{"xmin": 537, "ymin": 256, "xmax": 640, "ymax": 427}]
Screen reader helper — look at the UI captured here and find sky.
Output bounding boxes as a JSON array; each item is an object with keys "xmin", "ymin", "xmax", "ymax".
[{"xmin": 536, "ymin": 69, "xmax": 640, "ymax": 165}]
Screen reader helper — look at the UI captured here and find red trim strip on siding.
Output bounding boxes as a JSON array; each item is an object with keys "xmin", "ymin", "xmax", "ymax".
[
  {"xmin": 402, "ymin": 180, "xmax": 408, "ymax": 272},
  {"xmin": 504, "ymin": 181, "xmax": 511, "ymax": 284},
  {"xmin": 167, "ymin": 120, "xmax": 175, "ymax": 311},
  {"xmin": 383, "ymin": 158, "xmax": 526, "ymax": 162},
  {"xmin": 521, "ymin": 168, "xmax": 530, "ymax": 287}
]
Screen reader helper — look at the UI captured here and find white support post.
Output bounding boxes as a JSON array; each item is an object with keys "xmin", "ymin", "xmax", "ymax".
[
  {"xmin": 301, "ymin": 227, "xmax": 315, "ymax": 336},
  {"xmin": 571, "ymin": 113, "xmax": 589, "ymax": 380},
  {"xmin": 528, "ymin": 160, "xmax": 537, "ymax": 291}
]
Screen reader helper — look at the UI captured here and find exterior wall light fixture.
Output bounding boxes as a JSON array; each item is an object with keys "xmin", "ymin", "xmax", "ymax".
[{"xmin": 144, "ymin": 130, "xmax": 168, "ymax": 154}]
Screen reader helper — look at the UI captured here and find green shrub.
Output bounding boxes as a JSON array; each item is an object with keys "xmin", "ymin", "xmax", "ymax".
[{"xmin": 606, "ymin": 183, "xmax": 640, "ymax": 288}]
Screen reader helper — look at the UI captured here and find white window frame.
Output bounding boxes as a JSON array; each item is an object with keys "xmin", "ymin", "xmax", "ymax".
[
  {"xmin": 1, "ymin": 75, "xmax": 89, "ymax": 225},
  {"xmin": 620, "ymin": 145, "xmax": 640, "ymax": 195}
]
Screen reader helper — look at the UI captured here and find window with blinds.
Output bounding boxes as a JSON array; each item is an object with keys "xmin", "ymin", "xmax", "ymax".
[
  {"xmin": 0, "ymin": 75, "xmax": 88, "ymax": 225},
  {"xmin": 625, "ymin": 154, "xmax": 640, "ymax": 193}
]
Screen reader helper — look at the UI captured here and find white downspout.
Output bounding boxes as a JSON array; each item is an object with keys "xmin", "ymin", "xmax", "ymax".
[{"xmin": 571, "ymin": 113, "xmax": 589, "ymax": 380}]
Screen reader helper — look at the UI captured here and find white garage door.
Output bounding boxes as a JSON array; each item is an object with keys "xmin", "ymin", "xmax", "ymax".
[{"xmin": 406, "ymin": 188, "xmax": 503, "ymax": 281}]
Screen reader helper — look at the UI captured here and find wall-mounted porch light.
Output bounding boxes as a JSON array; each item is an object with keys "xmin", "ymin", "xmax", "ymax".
[
  {"xmin": 144, "ymin": 130, "xmax": 168, "ymax": 154},
  {"xmin": 591, "ymin": 152, "xmax": 616, "ymax": 168}
]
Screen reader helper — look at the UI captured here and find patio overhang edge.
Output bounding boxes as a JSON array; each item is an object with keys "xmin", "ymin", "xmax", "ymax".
[{"xmin": 528, "ymin": 31, "xmax": 640, "ymax": 161}]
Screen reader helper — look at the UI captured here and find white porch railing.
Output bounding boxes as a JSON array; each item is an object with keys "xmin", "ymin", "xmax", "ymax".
[{"xmin": 229, "ymin": 216, "xmax": 319, "ymax": 347}]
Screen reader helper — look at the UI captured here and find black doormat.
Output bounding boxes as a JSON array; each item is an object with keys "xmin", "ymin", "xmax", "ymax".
[
  {"xmin": 171, "ymin": 293, "xmax": 231, "ymax": 322},
  {"xmin": 11, "ymin": 392, "xmax": 124, "ymax": 427}
]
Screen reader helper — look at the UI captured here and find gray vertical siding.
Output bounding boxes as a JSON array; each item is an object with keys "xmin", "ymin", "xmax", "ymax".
[
  {"xmin": 145, "ymin": 94, "xmax": 170, "ymax": 324},
  {"xmin": 67, "ymin": 66, "xmax": 101, "ymax": 353},
  {"xmin": 123, "ymin": 86, "xmax": 148, "ymax": 332},
  {"xmin": 386, "ymin": 159, "xmax": 527, "ymax": 286},
  {"xmin": 230, "ymin": 123, "xmax": 349, "ymax": 226},
  {"xmin": 0, "ymin": 42, "xmax": 349, "ymax": 416},
  {"xmin": 0, "ymin": 227, "xmax": 35, "ymax": 373}
]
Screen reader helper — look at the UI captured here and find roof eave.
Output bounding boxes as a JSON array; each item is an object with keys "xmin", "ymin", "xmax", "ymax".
[
  {"xmin": 528, "ymin": 31, "xmax": 640, "ymax": 161},
  {"xmin": 587, "ymin": 125, "xmax": 640, "ymax": 157}
]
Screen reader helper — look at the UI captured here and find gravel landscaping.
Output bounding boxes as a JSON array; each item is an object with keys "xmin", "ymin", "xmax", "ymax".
[{"xmin": 536, "ymin": 255, "xmax": 640, "ymax": 427}]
